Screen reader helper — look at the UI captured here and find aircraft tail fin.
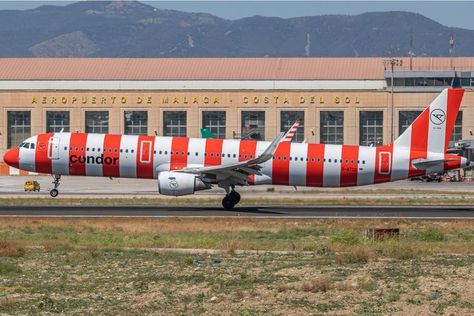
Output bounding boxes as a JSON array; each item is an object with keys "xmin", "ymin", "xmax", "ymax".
[
  {"xmin": 393, "ymin": 88, "xmax": 464, "ymax": 154},
  {"xmin": 200, "ymin": 128, "xmax": 216, "ymax": 139}
]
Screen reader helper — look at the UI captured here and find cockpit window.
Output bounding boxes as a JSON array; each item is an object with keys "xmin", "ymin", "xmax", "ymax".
[{"xmin": 30, "ymin": 143, "xmax": 35, "ymax": 149}]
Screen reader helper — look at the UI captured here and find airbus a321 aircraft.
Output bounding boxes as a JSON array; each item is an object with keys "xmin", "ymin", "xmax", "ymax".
[{"xmin": 3, "ymin": 88, "xmax": 469, "ymax": 210}]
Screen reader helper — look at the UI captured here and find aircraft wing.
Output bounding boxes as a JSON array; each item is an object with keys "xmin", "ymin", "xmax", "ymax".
[{"xmin": 175, "ymin": 132, "xmax": 286, "ymax": 185}]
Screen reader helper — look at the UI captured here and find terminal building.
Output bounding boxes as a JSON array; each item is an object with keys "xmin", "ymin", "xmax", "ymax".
[{"xmin": 0, "ymin": 57, "xmax": 473, "ymax": 173}]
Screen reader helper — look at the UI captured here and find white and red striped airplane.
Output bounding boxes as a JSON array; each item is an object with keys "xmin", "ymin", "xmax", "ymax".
[{"xmin": 3, "ymin": 88, "xmax": 469, "ymax": 209}]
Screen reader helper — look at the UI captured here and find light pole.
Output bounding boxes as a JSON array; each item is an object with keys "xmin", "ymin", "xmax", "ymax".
[{"xmin": 384, "ymin": 58, "xmax": 403, "ymax": 143}]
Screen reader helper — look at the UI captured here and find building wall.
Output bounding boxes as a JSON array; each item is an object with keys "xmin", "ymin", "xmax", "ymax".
[{"xmin": 1, "ymin": 89, "xmax": 473, "ymax": 160}]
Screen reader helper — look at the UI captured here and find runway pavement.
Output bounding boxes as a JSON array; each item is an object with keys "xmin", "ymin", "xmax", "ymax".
[{"xmin": 0, "ymin": 205, "xmax": 473, "ymax": 219}]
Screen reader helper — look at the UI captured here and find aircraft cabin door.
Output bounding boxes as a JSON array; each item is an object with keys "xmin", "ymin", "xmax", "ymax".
[
  {"xmin": 378, "ymin": 152, "xmax": 391, "ymax": 175},
  {"xmin": 48, "ymin": 137, "xmax": 60, "ymax": 160},
  {"xmin": 139, "ymin": 140, "xmax": 152, "ymax": 164}
]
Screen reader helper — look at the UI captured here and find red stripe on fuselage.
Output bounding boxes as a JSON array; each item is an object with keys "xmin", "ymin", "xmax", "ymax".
[
  {"xmin": 136, "ymin": 135, "xmax": 155, "ymax": 179},
  {"xmin": 170, "ymin": 137, "xmax": 189, "ymax": 170},
  {"xmin": 409, "ymin": 109, "xmax": 429, "ymax": 177},
  {"xmin": 68, "ymin": 133, "xmax": 88, "ymax": 176},
  {"xmin": 444, "ymin": 154, "xmax": 461, "ymax": 171},
  {"xmin": 374, "ymin": 145, "xmax": 393, "ymax": 184},
  {"xmin": 35, "ymin": 133, "xmax": 54, "ymax": 174},
  {"xmin": 204, "ymin": 139, "xmax": 223, "ymax": 166},
  {"xmin": 238, "ymin": 140, "xmax": 257, "ymax": 184},
  {"xmin": 272, "ymin": 142, "xmax": 291, "ymax": 185},
  {"xmin": 102, "ymin": 134, "xmax": 121, "ymax": 177},
  {"xmin": 340, "ymin": 145, "xmax": 359, "ymax": 187},
  {"xmin": 306, "ymin": 144, "xmax": 325, "ymax": 187}
]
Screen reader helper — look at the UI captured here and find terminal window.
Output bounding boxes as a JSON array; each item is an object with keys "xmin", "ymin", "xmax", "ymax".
[
  {"xmin": 7, "ymin": 111, "xmax": 31, "ymax": 148},
  {"xmin": 360, "ymin": 111, "xmax": 384, "ymax": 146},
  {"xmin": 280, "ymin": 111, "xmax": 305, "ymax": 143},
  {"xmin": 450, "ymin": 111, "xmax": 463, "ymax": 143},
  {"xmin": 85, "ymin": 111, "xmax": 109, "ymax": 134},
  {"xmin": 202, "ymin": 111, "xmax": 226, "ymax": 139},
  {"xmin": 46, "ymin": 111, "xmax": 70, "ymax": 133},
  {"xmin": 398, "ymin": 111, "xmax": 422, "ymax": 136},
  {"xmin": 124, "ymin": 111, "xmax": 147, "ymax": 135},
  {"xmin": 241, "ymin": 111, "xmax": 265, "ymax": 141},
  {"xmin": 320, "ymin": 111, "xmax": 344, "ymax": 144},
  {"xmin": 163, "ymin": 111, "xmax": 187, "ymax": 137}
]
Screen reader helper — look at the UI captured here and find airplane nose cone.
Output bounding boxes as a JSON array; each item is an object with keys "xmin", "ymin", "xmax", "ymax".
[{"xmin": 3, "ymin": 147, "xmax": 19, "ymax": 169}]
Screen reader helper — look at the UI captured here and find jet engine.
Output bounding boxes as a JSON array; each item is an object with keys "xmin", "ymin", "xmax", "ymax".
[{"xmin": 158, "ymin": 171, "xmax": 211, "ymax": 196}]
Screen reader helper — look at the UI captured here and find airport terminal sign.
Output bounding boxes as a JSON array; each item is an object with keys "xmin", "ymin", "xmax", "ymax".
[{"xmin": 30, "ymin": 94, "xmax": 362, "ymax": 106}]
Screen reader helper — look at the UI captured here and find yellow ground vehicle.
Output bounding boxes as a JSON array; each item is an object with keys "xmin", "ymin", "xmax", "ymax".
[{"xmin": 24, "ymin": 180, "xmax": 40, "ymax": 192}]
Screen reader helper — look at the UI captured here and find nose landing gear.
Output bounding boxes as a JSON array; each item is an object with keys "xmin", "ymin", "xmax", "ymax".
[
  {"xmin": 222, "ymin": 190, "xmax": 241, "ymax": 210},
  {"xmin": 50, "ymin": 175, "xmax": 61, "ymax": 198}
]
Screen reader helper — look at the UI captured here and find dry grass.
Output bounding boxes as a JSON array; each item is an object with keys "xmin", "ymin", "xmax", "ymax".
[
  {"xmin": 0, "ymin": 240, "xmax": 25, "ymax": 258},
  {"xmin": 335, "ymin": 246, "xmax": 371, "ymax": 264},
  {"xmin": 298, "ymin": 277, "xmax": 334, "ymax": 293}
]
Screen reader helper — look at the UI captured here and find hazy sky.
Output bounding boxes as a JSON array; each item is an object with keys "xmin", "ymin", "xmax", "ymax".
[{"xmin": 1, "ymin": 1, "xmax": 473, "ymax": 30}]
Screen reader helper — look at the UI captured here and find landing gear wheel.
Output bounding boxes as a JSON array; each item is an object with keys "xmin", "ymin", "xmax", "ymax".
[
  {"xmin": 50, "ymin": 174, "xmax": 61, "ymax": 198},
  {"xmin": 229, "ymin": 191, "xmax": 241, "ymax": 205},
  {"xmin": 222, "ymin": 196, "xmax": 235, "ymax": 210}
]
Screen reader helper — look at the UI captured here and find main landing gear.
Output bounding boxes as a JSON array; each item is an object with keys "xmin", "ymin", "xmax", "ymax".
[
  {"xmin": 50, "ymin": 174, "xmax": 61, "ymax": 198},
  {"xmin": 222, "ymin": 190, "xmax": 240, "ymax": 210}
]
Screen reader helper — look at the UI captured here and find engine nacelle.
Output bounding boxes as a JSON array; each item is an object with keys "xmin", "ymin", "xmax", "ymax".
[{"xmin": 158, "ymin": 171, "xmax": 211, "ymax": 196}]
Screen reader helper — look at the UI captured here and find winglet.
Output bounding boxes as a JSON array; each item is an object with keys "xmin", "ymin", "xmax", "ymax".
[
  {"xmin": 252, "ymin": 132, "xmax": 285, "ymax": 165},
  {"xmin": 282, "ymin": 120, "xmax": 300, "ymax": 142}
]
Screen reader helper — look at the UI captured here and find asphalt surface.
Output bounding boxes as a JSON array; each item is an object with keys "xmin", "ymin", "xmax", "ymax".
[{"xmin": 0, "ymin": 205, "xmax": 473, "ymax": 219}]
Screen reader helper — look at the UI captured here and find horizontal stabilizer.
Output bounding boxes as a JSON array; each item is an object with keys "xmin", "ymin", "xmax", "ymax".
[{"xmin": 412, "ymin": 158, "xmax": 457, "ymax": 170}]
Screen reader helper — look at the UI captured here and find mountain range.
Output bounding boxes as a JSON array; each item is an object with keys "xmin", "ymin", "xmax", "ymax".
[{"xmin": 1, "ymin": 0, "xmax": 473, "ymax": 57}]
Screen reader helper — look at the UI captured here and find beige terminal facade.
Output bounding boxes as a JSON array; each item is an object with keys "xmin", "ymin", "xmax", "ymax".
[{"xmin": 1, "ymin": 57, "xmax": 474, "ymax": 171}]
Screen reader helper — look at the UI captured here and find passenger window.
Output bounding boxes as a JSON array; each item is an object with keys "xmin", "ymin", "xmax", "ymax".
[
  {"xmin": 195, "ymin": 152, "xmax": 198, "ymax": 156},
  {"xmin": 154, "ymin": 150, "xmax": 156, "ymax": 154},
  {"xmin": 92, "ymin": 148, "xmax": 95, "ymax": 152},
  {"xmin": 64, "ymin": 146, "xmax": 67, "ymax": 150},
  {"xmin": 328, "ymin": 159, "xmax": 332, "ymax": 163},
  {"xmin": 227, "ymin": 154, "xmax": 231, "ymax": 158},
  {"xmin": 131, "ymin": 149, "xmax": 134, "ymax": 153},
  {"xmin": 75, "ymin": 147, "xmax": 78, "ymax": 151},
  {"xmin": 216, "ymin": 153, "xmax": 220, "ymax": 157},
  {"xmin": 81, "ymin": 147, "xmax": 84, "ymax": 151},
  {"xmin": 164, "ymin": 151, "xmax": 168, "ymax": 155},
  {"xmin": 125, "ymin": 149, "xmax": 129, "ymax": 153},
  {"xmin": 86, "ymin": 147, "xmax": 90, "ymax": 151},
  {"xmin": 159, "ymin": 151, "xmax": 162, "ymax": 155},
  {"xmin": 233, "ymin": 154, "xmax": 236, "ymax": 158},
  {"xmin": 362, "ymin": 160, "xmax": 366, "ymax": 164},
  {"xmin": 210, "ymin": 153, "xmax": 214, "ymax": 157},
  {"xmin": 290, "ymin": 157, "xmax": 292, "ymax": 161}
]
